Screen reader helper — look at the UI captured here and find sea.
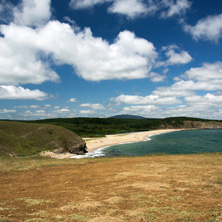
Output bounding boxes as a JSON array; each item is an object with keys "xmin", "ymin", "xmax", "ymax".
[{"xmin": 71, "ymin": 129, "xmax": 222, "ymax": 159}]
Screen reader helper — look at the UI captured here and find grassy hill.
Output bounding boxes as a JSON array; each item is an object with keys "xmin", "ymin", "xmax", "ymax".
[{"xmin": 0, "ymin": 121, "xmax": 86, "ymax": 157}]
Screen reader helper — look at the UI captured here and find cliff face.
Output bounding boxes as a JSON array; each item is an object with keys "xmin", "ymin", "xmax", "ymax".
[
  {"xmin": 182, "ymin": 121, "xmax": 222, "ymax": 129},
  {"xmin": 158, "ymin": 120, "xmax": 222, "ymax": 130},
  {"xmin": 0, "ymin": 121, "xmax": 87, "ymax": 157}
]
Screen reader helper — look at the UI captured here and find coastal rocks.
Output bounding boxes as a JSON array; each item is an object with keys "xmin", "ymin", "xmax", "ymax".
[
  {"xmin": 67, "ymin": 141, "xmax": 88, "ymax": 155},
  {"xmin": 48, "ymin": 134, "xmax": 88, "ymax": 155},
  {"xmin": 182, "ymin": 121, "xmax": 222, "ymax": 129},
  {"xmin": 158, "ymin": 120, "xmax": 222, "ymax": 130}
]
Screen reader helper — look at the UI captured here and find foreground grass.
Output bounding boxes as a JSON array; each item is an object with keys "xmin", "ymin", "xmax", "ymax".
[
  {"xmin": 0, "ymin": 153, "xmax": 222, "ymax": 221},
  {"xmin": 0, "ymin": 156, "xmax": 112, "ymax": 172}
]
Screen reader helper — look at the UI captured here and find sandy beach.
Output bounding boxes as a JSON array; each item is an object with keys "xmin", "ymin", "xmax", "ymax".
[
  {"xmin": 42, "ymin": 129, "xmax": 182, "ymax": 159},
  {"xmin": 85, "ymin": 129, "xmax": 182, "ymax": 152}
]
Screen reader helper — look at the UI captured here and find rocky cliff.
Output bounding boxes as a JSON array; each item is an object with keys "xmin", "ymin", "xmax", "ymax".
[{"xmin": 158, "ymin": 120, "xmax": 222, "ymax": 130}]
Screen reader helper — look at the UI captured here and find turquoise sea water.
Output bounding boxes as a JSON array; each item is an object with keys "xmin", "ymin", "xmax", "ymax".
[{"xmin": 103, "ymin": 129, "xmax": 222, "ymax": 157}]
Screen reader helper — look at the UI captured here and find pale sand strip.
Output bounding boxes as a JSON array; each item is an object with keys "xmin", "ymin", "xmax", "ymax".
[
  {"xmin": 84, "ymin": 129, "xmax": 182, "ymax": 152},
  {"xmin": 41, "ymin": 129, "xmax": 182, "ymax": 159}
]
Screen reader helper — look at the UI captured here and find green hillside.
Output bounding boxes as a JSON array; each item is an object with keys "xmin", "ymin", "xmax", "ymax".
[
  {"xmin": 0, "ymin": 121, "xmax": 86, "ymax": 157},
  {"xmin": 31, "ymin": 116, "xmax": 222, "ymax": 137}
]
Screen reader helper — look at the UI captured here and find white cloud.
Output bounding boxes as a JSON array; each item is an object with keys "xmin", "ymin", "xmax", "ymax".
[
  {"xmin": 185, "ymin": 62, "xmax": 222, "ymax": 83},
  {"xmin": 184, "ymin": 13, "xmax": 222, "ymax": 42},
  {"xmin": 13, "ymin": 0, "xmax": 51, "ymax": 27},
  {"xmin": 55, "ymin": 108, "xmax": 70, "ymax": 113},
  {"xmin": 154, "ymin": 61, "xmax": 222, "ymax": 98},
  {"xmin": 185, "ymin": 93, "xmax": 222, "ymax": 107},
  {"xmin": 0, "ymin": 85, "xmax": 48, "ymax": 100},
  {"xmin": 162, "ymin": 44, "xmax": 192, "ymax": 65},
  {"xmin": 69, "ymin": 0, "xmax": 191, "ymax": 19},
  {"xmin": 68, "ymin": 98, "xmax": 77, "ymax": 103},
  {"xmin": 108, "ymin": 0, "xmax": 149, "ymax": 19},
  {"xmin": 0, "ymin": 108, "xmax": 16, "ymax": 114},
  {"xmin": 121, "ymin": 105, "xmax": 159, "ymax": 117},
  {"xmin": 161, "ymin": 0, "xmax": 191, "ymax": 18},
  {"xmin": 69, "ymin": 0, "xmax": 111, "ymax": 9},
  {"xmin": 160, "ymin": 45, "xmax": 192, "ymax": 66},
  {"xmin": 111, "ymin": 94, "xmax": 181, "ymax": 105},
  {"xmin": 0, "ymin": 24, "xmax": 60, "ymax": 85},
  {"xmin": 148, "ymin": 72, "xmax": 166, "ymax": 82},
  {"xmin": 1, "ymin": 21, "xmax": 157, "ymax": 82},
  {"xmin": 35, "ymin": 22, "xmax": 157, "ymax": 81},
  {"xmin": 80, "ymin": 103, "xmax": 106, "ymax": 110},
  {"xmin": 80, "ymin": 110, "xmax": 96, "ymax": 115}
]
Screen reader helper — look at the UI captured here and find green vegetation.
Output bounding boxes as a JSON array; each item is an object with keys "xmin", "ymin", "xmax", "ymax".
[
  {"xmin": 0, "ymin": 121, "xmax": 85, "ymax": 157},
  {"xmin": 30, "ymin": 116, "xmax": 222, "ymax": 137},
  {"xmin": 1, "ymin": 116, "xmax": 221, "ymax": 157}
]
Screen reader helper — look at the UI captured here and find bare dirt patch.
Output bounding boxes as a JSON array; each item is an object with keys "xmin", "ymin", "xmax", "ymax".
[{"xmin": 0, "ymin": 153, "xmax": 222, "ymax": 221}]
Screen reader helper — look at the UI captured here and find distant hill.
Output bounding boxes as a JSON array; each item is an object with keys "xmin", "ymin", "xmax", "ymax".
[
  {"xmin": 109, "ymin": 114, "xmax": 145, "ymax": 119},
  {"xmin": 0, "ymin": 121, "xmax": 87, "ymax": 157}
]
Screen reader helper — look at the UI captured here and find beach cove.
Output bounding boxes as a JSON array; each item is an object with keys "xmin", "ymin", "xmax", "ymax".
[{"xmin": 71, "ymin": 129, "xmax": 182, "ymax": 159}]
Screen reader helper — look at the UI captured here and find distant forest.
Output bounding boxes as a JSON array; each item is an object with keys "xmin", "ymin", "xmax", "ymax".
[{"xmin": 30, "ymin": 116, "xmax": 222, "ymax": 137}]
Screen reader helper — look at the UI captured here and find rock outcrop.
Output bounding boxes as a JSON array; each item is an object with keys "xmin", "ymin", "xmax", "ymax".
[{"xmin": 158, "ymin": 120, "xmax": 222, "ymax": 130}]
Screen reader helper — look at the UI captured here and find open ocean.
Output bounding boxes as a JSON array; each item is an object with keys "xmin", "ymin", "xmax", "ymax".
[{"xmin": 103, "ymin": 129, "xmax": 222, "ymax": 157}]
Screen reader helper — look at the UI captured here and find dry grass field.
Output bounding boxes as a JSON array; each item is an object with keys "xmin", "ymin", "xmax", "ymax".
[{"xmin": 0, "ymin": 153, "xmax": 222, "ymax": 222}]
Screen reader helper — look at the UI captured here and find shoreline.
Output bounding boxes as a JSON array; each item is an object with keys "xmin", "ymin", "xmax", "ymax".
[
  {"xmin": 70, "ymin": 129, "xmax": 183, "ymax": 159},
  {"xmin": 85, "ymin": 129, "xmax": 183, "ymax": 152},
  {"xmin": 41, "ymin": 129, "xmax": 183, "ymax": 159}
]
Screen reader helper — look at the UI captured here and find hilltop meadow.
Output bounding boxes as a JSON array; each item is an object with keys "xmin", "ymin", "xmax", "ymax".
[{"xmin": 0, "ymin": 153, "xmax": 222, "ymax": 221}]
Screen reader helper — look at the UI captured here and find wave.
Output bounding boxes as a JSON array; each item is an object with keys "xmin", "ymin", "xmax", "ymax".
[
  {"xmin": 71, "ymin": 135, "xmax": 154, "ymax": 159},
  {"xmin": 70, "ymin": 146, "xmax": 108, "ymax": 159}
]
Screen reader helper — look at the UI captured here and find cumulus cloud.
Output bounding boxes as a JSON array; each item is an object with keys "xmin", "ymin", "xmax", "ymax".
[
  {"xmin": 69, "ymin": 0, "xmax": 111, "ymax": 9},
  {"xmin": 1, "ymin": 21, "xmax": 157, "ymax": 82},
  {"xmin": 55, "ymin": 108, "xmax": 70, "ymax": 113},
  {"xmin": 158, "ymin": 44, "xmax": 192, "ymax": 66},
  {"xmin": 164, "ymin": 45, "xmax": 192, "ymax": 65},
  {"xmin": 160, "ymin": 0, "xmax": 191, "ymax": 18},
  {"xmin": 68, "ymin": 98, "xmax": 77, "ymax": 103},
  {"xmin": 13, "ymin": 0, "xmax": 51, "ymax": 27},
  {"xmin": 184, "ymin": 13, "xmax": 222, "ymax": 42},
  {"xmin": 108, "ymin": 0, "xmax": 149, "ymax": 19},
  {"xmin": 122, "ymin": 105, "xmax": 159, "ymax": 116},
  {"xmin": 185, "ymin": 62, "xmax": 222, "ymax": 83},
  {"xmin": 27, "ymin": 22, "xmax": 157, "ymax": 81},
  {"xmin": 80, "ymin": 103, "xmax": 106, "ymax": 110},
  {"xmin": 80, "ymin": 110, "xmax": 96, "ymax": 115},
  {"xmin": 111, "ymin": 94, "xmax": 181, "ymax": 105},
  {"xmin": 0, "ymin": 108, "xmax": 16, "ymax": 114},
  {"xmin": 185, "ymin": 93, "xmax": 222, "ymax": 107},
  {"xmin": 0, "ymin": 24, "xmax": 60, "ymax": 85},
  {"xmin": 0, "ymin": 0, "xmax": 158, "ymax": 101},
  {"xmin": 0, "ymin": 85, "xmax": 49, "ymax": 100},
  {"xmin": 154, "ymin": 61, "xmax": 222, "ymax": 99},
  {"xmin": 69, "ymin": 0, "xmax": 191, "ymax": 19},
  {"xmin": 148, "ymin": 72, "xmax": 166, "ymax": 82}
]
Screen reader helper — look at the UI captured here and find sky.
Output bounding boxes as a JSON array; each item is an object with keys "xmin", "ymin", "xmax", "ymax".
[{"xmin": 0, "ymin": 0, "xmax": 222, "ymax": 120}]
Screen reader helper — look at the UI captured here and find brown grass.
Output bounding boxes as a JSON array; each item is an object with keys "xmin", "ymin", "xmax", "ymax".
[{"xmin": 0, "ymin": 153, "xmax": 222, "ymax": 221}]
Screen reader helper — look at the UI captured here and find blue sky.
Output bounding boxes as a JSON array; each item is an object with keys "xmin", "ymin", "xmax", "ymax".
[{"xmin": 0, "ymin": 0, "xmax": 222, "ymax": 120}]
